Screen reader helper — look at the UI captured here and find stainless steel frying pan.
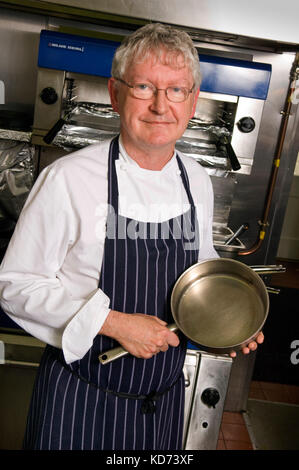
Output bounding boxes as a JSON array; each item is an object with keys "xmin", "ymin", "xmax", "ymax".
[
  {"xmin": 170, "ymin": 258, "xmax": 269, "ymax": 353},
  {"xmin": 99, "ymin": 258, "xmax": 271, "ymax": 364}
]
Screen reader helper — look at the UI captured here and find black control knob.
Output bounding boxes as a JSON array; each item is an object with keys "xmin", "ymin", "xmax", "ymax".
[
  {"xmin": 201, "ymin": 388, "xmax": 220, "ymax": 408},
  {"xmin": 237, "ymin": 116, "xmax": 255, "ymax": 133},
  {"xmin": 40, "ymin": 87, "xmax": 58, "ymax": 105}
]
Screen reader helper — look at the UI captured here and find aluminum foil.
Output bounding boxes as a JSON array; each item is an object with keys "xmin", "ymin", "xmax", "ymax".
[
  {"xmin": 0, "ymin": 128, "xmax": 32, "ymax": 143},
  {"xmin": 53, "ymin": 124, "xmax": 119, "ymax": 150},
  {"xmin": 52, "ymin": 102, "xmax": 120, "ymax": 150},
  {"xmin": 187, "ymin": 119, "xmax": 232, "ymax": 138},
  {"xmin": 176, "ymin": 136, "xmax": 231, "ymax": 177},
  {"xmin": 72, "ymin": 102, "xmax": 119, "ymax": 119},
  {"xmin": 0, "ymin": 139, "xmax": 35, "ymax": 220},
  {"xmin": 65, "ymin": 102, "xmax": 120, "ymax": 132}
]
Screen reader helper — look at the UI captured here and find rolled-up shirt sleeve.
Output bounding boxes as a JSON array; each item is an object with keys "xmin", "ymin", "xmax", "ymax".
[{"xmin": 0, "ymin": 164, "xmax": 110, "ymax": 364}]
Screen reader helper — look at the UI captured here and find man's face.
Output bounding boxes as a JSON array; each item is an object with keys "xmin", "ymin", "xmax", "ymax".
[{"xmin": 108, "ymin": 51, "xmax": 199, "ymax": 160}]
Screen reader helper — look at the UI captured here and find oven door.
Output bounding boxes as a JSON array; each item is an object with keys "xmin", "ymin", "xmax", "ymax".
[{"xmin": 183, "ymin": 349, "xmax": 233, "ymax": 450}]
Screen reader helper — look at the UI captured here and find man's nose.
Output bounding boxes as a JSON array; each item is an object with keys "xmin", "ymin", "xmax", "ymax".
[{"xmin": 149, "ymin": 89, "xmax": 169, "ymax": 114}]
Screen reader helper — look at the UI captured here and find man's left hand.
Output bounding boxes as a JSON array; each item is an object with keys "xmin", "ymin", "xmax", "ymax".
[{"xmin": 230, "ymin": 331, "xmax": 264, "ymax": 358}]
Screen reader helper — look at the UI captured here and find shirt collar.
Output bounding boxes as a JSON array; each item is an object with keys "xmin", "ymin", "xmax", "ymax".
[{"xmin": 118, "ymin": 135, "xmax": 177, "ymax": 172}]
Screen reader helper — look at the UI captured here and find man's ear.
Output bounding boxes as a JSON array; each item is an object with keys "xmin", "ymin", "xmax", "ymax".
[
  {"xmin": 190, "ymin": 88, "xmax": 200, "ymax": 118},
  {"xmin": 108, "ymin": 78, "xmax": 119, "ymax": 113}
]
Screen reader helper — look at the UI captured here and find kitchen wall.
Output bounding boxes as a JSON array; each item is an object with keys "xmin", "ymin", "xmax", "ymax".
[
  {"xmin": 0, "ymin": 9, "xmax": 45, "ymax": 106},
  {"xmin": 277, "ymin": 152, "xmax": 299, "ymax": 260},
  {"xmin": 38, "ymin": 0, "xmax": 299, "ymax": 45}
]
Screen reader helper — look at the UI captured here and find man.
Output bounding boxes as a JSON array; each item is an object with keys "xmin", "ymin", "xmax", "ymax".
[{"xmin": 0, "ymin": 23, "xmax": 263, "ymax": 450}]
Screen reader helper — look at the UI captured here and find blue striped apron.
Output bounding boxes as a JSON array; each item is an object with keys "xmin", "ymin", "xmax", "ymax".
[{"xmin": 23, "ymin": 137, "xmax": 199, "ymax": 450}]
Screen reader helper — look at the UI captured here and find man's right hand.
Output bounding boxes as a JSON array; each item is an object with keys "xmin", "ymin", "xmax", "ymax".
[{"xmin": 99, "ymin": 310, "xmax": 179, "ymax": 359}]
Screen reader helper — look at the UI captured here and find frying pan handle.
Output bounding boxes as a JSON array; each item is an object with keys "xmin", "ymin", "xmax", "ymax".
[
  {"xmin": 98, "ymin": 345, "xmax": 129, "ymax": 364},
  {"xmin": 98, "ymin": 323, "xmax": 178, "ymax": 365}
]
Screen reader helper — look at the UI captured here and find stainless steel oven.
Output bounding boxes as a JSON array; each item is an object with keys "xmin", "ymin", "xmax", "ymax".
[{"xmin": 183, "ymin": 348, "xmax": 233, "ymax": 450}]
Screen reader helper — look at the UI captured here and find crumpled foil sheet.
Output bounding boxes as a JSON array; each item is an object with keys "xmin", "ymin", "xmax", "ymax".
[
  {"xmin": 0, "ymin": 128, "xmax": 32, "ymax": 143},
  {"xmin": 70, "ymin": 102, "xmax": 120, "ymax": 127},
  {"xmin": 53, "ymin": 124, "xmax": 119, "ymax": 150},
  {"xmin": 0, "ymin": 139, "xmax": 35, "ymax": 220},
  {"xmin": 52, "ymin": 102, "xmax": 120, "ymax": 150}
]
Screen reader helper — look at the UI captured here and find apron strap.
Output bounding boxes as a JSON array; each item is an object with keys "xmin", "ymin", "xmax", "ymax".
[{"xmin": 55, "ymin": 354, "xmax": 183, "ymax": 415}]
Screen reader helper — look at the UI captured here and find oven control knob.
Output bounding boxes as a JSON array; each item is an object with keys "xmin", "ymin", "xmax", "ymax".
[
  {"xmin": 237, "ymin": 116, "xmax": 255, "ymax": 133},
  {"xmin": 40, "ymin": 87, "xmax": 58, "ymax": 105},
  {"xmin": 201, "ymin": 388, "xmax": 220, "ymax": 408}
]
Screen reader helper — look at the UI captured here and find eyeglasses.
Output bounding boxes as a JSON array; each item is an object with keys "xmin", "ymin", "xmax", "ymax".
[{"xmin": 115, "ymin": 78, "xmax": 195, "ymax": 103}]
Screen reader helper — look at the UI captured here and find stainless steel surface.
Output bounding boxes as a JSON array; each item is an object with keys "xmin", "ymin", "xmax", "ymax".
[
  {"xmin": 228, "ymin": 51, "xmax": 299, "ymax": 267},
  {"xmin": 224, "ymin": 349, "xmax": 257, "ymax": 412},
  {"xmin": 215, "ymin": 238, "xmax": 245, "ymax": 258},
  {"xmin": 0, "ymin": 333, "xmax": 45, "ymax": 367},
  {"xmin": 33, "ymin": 68, "xmax": 65, "ymax": 139},
  {"xmin": 0, "ymin": 363, "xmax": 38, "ymax": 449},
  {"xmin": 239, "ymin": 53, "xmax": 299, "ymax": 257},
  {"xmin": 171, "ymin": 259, "xmax": 269, "ymax": 353},
  {"xmin": 37, "ymin": 0, "xmax": 299, "ymax": 45},
  {"xmin": 183, "ymin": 350, "xmax": 198, "ymax": 444},
  {"xmin": 179, "ymin": 92, "xmax": 265, "ymax": 176},
  {"xmin": 193, "ymin": 93, "xmax": 230, "ymax": 124},
  {"xmin": 0, "ymin": 9, "xmax": 45, "ymax": 106},
  {"xmin": 183, "ymin": 350, "xmax": 233, "ymax": 450},
  {"xmin": 277, "ymin": 171, "xmax": 299, "ymax": 260},
  {"xmin": 0, "ymin": 333, "xmax": 45, "ymax": 450},
  {"xmin": 231, "ymin": 98, "xmax": 265, "ymax": 174},
  {"xmin": 32, "ymin": 71, "xmax": 113, "ymax": 143},
  {"xmin": 211, "ymin": 175, "xmax": 237, "ymax": 227},
  {"xmin": 212, "ymin": 224, "xmax": 234, "ymax": 243}
]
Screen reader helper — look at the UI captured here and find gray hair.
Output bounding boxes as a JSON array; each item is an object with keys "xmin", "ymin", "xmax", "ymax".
[{"xmin": 111, "ymin": 23, "xmax": 201, "ymax": 89}]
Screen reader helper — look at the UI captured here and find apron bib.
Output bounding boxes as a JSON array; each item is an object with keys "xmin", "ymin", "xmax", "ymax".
[{"xmin": 24, "ymin": 137, "xmax": 199, "ymax": 450}]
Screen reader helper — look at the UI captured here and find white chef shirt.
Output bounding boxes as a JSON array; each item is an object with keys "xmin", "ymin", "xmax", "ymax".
[{"xmin": 0, "ymin": 137, "xmax": 217, "ymax": 363}]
